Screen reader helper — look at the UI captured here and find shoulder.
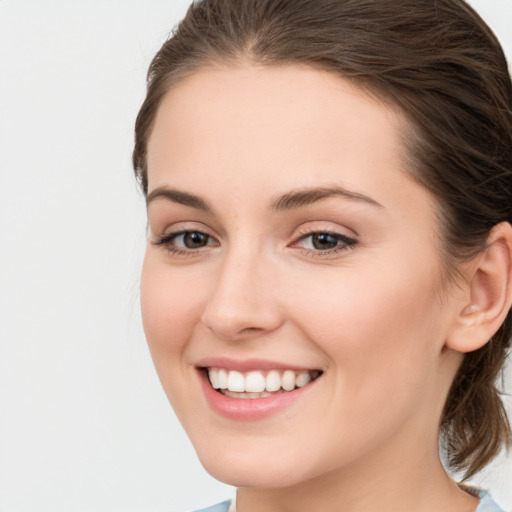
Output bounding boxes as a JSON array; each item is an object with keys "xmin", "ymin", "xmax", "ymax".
[
  {"xmin": 190, "ymin": 500, "xmax": 233, "ymax": 512},
  {"xmin": 475, "ymin": 491, "xmax": 507, "ymax": 512}
]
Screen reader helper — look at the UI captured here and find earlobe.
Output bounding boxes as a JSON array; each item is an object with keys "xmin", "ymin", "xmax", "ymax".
[{"xmin": 446, "ymin": 222, "xmax": 512, "ymax": 353}]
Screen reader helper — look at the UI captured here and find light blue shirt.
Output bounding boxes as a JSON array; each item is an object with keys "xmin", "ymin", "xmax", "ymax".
[
  {"xmin": 192, "ymin": 501, "xmax": 231, "ymax": 512},
  {"xmin": 192, "ymin": 491, "xmax": 506, "ymax": 512},
  {"xmin": 477, "ymin": 491, "xmax": 507, "ymax": 512}
]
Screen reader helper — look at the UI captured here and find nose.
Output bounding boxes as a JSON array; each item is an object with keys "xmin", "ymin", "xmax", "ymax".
[{"xmin": 201, "ymin": 248, "xmax": 283, "ymax": 341}]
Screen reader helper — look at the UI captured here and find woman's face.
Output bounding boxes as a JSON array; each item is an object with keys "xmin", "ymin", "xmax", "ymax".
[{"xmin": 141, "ymin": 64, "xmax": 463, "ymax": 488}]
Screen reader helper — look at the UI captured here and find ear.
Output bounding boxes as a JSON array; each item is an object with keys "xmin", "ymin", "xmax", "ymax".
[{"xmin": 446, "ymin": 222, "xmax": 512, "ymax": 353}]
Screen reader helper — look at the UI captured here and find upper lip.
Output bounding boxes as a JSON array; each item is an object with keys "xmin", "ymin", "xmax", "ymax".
[{"xmin": 195, "ymin": 357, "xmax": 321, "ymax": 372}]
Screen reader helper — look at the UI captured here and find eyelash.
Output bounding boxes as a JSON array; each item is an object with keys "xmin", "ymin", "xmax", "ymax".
[
  {"xmin": 153, "ymin": 230, "xmax": 218, "ymax": 257},
  {"xmin": 153, "ymin": 229, "xmax": 357, "ymax": 258},
  {"xmin": 292, "ymin": 230, "xmax": 357, "ymax": 257}
]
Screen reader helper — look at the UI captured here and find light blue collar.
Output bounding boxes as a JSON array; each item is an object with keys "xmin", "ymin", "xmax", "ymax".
[{"xmin": 194, "ymin": 491, "xmax": 506, "ymax": 512}]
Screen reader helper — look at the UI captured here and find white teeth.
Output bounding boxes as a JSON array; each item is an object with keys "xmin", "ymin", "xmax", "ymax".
[
  {"xmin": 245, "ymin": 371, "xmax": 266, "ymax": 393},
  {"xmin": 281, "ymin": 370, "xmax": 295, "ymax": 391},
  {"xmin": 223, "ymin": 390, "xmax": 273, "ymax": 399},
  {"xmin": 218, "ymin": 369, "xmax": 228, "ymax": 389},
  {"xmin": 296, "ymin": 371, "xmax": 311, "ymax": 388},
  {"xmin": 207, "ymin": 368, "xmax": 320, "ymax": 395},
  {"xmin": 265, "ymin": 370, "xmax": 281, "ymax": 392},
  {"xmin": 209, "ymin": 368, "xmax": 220, "ymax": 389},
  {"xmin": 227, "ymin": 370, "xmax": 245, "ymax": 392}
]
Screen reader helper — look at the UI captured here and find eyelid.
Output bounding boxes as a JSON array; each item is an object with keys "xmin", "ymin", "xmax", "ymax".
[
  {"xmin": 293, "ymin": 231, "xmax": 356, "ymax": 247},
  {"xmin": 155, "ymin": 230, "xmax": 217, "ymax": 246},
  {"xmin": 151, "ymin": 222, "xmax": 221, "ymax": 257},
  {"xmin": 150, "ymin": 220, "xmax": 216, "ymax": 241},
  {"xmin": 294, "ymin": 221, "xmax": 357, "ymax": 241},
  {"xmin": 150, "ymin": 221, "xmax": 357, "ymax": 259},
  {"xmin": 289, "ymin": 226, "xmax": 358, "ymax": 257}
]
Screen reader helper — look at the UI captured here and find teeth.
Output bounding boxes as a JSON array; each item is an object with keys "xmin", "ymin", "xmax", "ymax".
[
  {"xmin": 245, "ymin": 371, "xmax": 266, "ymax": 393},
  {"xmin": 207, "ymin": 368, "xmax": 320, "ymax": 395},
  {"xmin": 209, "ymin": 368, "xmax": 220, "ymax": 389},
  {"xmin": 223, "ymin": 390, "xmax": 274, "ymax": 399},
  {"xmin": 218, "ymin": 369, "xmax": 228, "ymax": 389},
  {"xmin": 296, "ymin": 371, "xmax": 312, "ymax": 388},
  {"xmin": 265, "ymin": 370, "xmax": 281, "ymax": 392},
  {"xmin": 281, "ymin": 370, "xmax": 295, "ymax": 391},
  {"xmin": 227, "ymin": 370, "xmax": 245, "ymax": 392}
]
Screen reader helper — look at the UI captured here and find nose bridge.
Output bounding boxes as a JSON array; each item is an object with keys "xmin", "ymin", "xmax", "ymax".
[{"xmin": 201, "ymin": 239, "xmax": 280, "ymax": 339}]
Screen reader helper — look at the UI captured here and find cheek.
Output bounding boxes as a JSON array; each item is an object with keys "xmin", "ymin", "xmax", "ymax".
[
  {"xmin": 293, "ymin": 264, "xmax": 440, "ymax": 340},
  {"xmin": 140, "ymin": 252, "xmax": 204, "ymax": 361},
  {"xmin": 140, "ymin": 252, "xmax": 212, "ymax": 427},
  {"xmin": 279, "ymin": 265, "xmax": 447, "ymax": 468},
  {"xmin": 288, "ymin": 259, "xmax": 445, "ymax": 404}
]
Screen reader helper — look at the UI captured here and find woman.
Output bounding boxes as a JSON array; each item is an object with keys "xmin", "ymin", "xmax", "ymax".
[{"xmin": 133, "ymin": 0, "xmax": 512, "ymax": 510}]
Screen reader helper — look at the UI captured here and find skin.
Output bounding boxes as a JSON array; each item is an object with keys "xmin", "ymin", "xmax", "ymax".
[{"xmin": 141, "ymin": 63, "xmax": 482, "ymax": 512}]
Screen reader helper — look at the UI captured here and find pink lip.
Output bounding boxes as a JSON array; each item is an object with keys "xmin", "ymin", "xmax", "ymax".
[
  {"xmin": 197, "ymin": 366, "xmax": 320, "ymax": 421},
  {"xmin": 195, "ymin": 356, "xmax": 317, "ymax": 372}
]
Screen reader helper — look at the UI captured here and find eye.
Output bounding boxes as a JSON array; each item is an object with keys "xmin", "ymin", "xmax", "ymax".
[
  {"xmin": 292, "ymin": 231, "xmax": 357, "ymax": 255},
  {"xmin": 307, "ymin": 233, "xmax": 343, "ymax": 250},
  {"xmin": 174, "ymin": 231, "xmax": 211, "ymax": 249},
  {"xmin": 153, "ymin": 229, "xmax": 218, "ymax": 254}
]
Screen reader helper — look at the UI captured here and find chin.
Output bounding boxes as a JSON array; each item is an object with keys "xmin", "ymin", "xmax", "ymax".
[
  {"xmin": 196, "ymin": 444, "xmax": 314, "ymax": 488},
  {"xmin": 203, "ymin": 463, "xmax": 308, "ymax": 489}
]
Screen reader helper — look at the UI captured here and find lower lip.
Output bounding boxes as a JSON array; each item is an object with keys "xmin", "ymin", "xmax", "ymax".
[{"xmin": 198, "ymin": 370, "xmax": 318, "ymax": 421}]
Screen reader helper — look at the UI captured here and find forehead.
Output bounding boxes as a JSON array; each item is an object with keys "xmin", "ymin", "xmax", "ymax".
[
  {"xmin": 148, "ymin": 64, "xmax": 406, "ymax": 183},
  {"xmin": 146, "ymin": 63, "xmax": 432, "ymax": 224}
]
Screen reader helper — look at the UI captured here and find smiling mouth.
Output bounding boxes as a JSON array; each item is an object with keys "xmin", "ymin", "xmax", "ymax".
[{"xmin": 204, "ymin": 368, "xmax": 323, "ymax": 399}]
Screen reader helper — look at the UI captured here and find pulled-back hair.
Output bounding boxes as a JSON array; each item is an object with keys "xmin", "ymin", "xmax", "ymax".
[{"xmin": 133, "ymin": 0, "xmax": 512, "ymax": 479}]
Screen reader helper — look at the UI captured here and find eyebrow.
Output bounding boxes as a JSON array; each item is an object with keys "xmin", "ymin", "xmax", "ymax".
[
  {"xmin": 145, "ymin": 185, "xmax": 382, "ymax": 212},
  {"xmin": 271, "ymin": 186, "xmax": 383, "ymax": 211},
  {"xmin": 146, "ymin": 187, "xmax": 211, "ymax": 212}
]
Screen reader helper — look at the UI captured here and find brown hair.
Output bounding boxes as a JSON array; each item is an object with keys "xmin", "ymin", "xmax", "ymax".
[{"xmin": 133, "ymin": 0, "xmax": 512, "ymax": 479}]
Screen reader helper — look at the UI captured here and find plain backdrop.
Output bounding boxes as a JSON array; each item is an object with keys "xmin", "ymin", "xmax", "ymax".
[{"xmin": 0, "ymin": 1, "xmax": 511, "ymax": 511}]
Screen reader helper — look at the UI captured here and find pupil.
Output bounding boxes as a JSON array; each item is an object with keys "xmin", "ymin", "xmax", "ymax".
[
  {"xmin": 184, "ymin": 232, "xmax": 208, "ymax": 248},
  {"xmin": 312, "ymin": 233, "xmax": 338, "ymax": 250}
]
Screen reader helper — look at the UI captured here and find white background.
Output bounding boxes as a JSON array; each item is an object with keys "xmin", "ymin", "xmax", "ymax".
[{"xmin": 0, "ymin": 1, "xmax": 511, "ymax": 511}]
